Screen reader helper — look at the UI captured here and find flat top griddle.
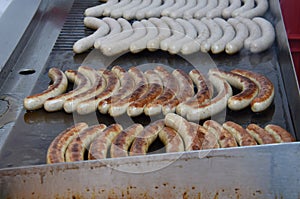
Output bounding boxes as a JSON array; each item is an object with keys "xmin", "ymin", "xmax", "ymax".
[{"xmin": 0, "ymin": 0, "xmax": 297, "ymax": 169}]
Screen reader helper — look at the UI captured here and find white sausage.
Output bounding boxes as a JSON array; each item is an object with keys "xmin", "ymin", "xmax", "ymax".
[
  {"xmin": 161, "ymin": 0, "xmax": 186, "ymax": 17},
  {"xmin": 110, "ymin": 0, "xmax": 142, "ymax": 18},
  {"xmin": 103, "ymin": 0, "xmax": 131, "ymax": 16},
  {"xmin": 201, "ymin": 18, "xmax": 223, "ymax": 53},
  {"xmin": 250, "ymin": 17, "xmax": 275, "ymax": 53},
  {"xmin": 239, "ymin": 0, "xmax": 268, "ymax": 18},
  {"xmin": 183, "ymin": 0, "xmax": 207, "ymax": 19},
  {"xmin": 194, "ymin": 0, "xmax": 218, "ymax": 19},
  {"xmin": 222, "ymin": 0, "xmax": 241, "ymax": 18},
  {"xmin": 147, "ymin": 18, "xmax": 171, "ymax": 51},
  {"xmin": 130, "ymin": 20, "xmax": 159, "ymax": 53},
  {"xmin": 169, "ymin": 0, "xmax": 197, "ymax": 18},
  {"xmin": 211, "ymin": 18, "xmax": 235, "ymax": 54},
  {"xmin": 168, "ymin": 18, "xmax": 197, "ymax": 54},
  {"xmin": 123, "ymin": 0, "xmax": 152, "ymax": 20},
  {"xmin": 206, "ymin": 0, "xmax": 229, "ymax": 19},
  {"xmin": 232, "ymin": 0, "xmax": 255, "ymax": 17},
  {"xmin": 145, "ymin": 0, "xmax": 174, "ymax": 18},
  {"xmin": 84, "ymin": 0, "xmax": 118, "ymax": 17},
  {"xmin": 226, "ymin": 18, "xmax": 249, "ymax": 54},
  {"xmin": 136, "ymin": 0, "xmax": 162, "ymax": 20},
  {"xmin": 181, "ymin": 19, "xmax": 210, "ymax": 55}
]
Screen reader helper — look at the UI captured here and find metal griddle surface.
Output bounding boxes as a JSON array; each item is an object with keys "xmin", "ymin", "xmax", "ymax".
[{"xmin": 0, "ymin": 0, "xmax": 296, "ymax": 169}]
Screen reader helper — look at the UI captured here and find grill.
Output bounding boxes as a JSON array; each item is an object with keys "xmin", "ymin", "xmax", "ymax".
[{"xmin": 0, "ymin": 0, "xmax": 299, "ymax": 198}]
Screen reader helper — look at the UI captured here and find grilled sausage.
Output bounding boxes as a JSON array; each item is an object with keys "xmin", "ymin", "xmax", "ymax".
[
  {"xmin": 232, "ymin": 0, "xmax": 255, "ymax": 17},
  {"xmin": 209, "ymin": 69, "xmax": 258, "ymax": 111},
  {"xmin": 158, "ymin": 126, "xmax": 184, "ymax": 153},
  {"xmin": 226, "ymin": 18, "xmax": 249, "ymax": 54},
  {"xmin": 206, "ymin": 0, "xmax": 229, "ymax": 19},
  {"xmin": 231, "ymin": 69, "xmax": 274, "ymax": 112},
  {"xmin": 223, "ymin": 121, "xmax": 257, "ymax": 146},
  {"xmin": 110, "ymin": 124, "xmax": 144, "ymax": 158},
  {"xmin": 250, "ymin": 17, "xmax": 275, "ymax": 53},
  {"xmin": 190, "ymin": 122, "xmax": 219, "ymax": 150},
  {"xmin": 222, "ymin": 0, "xmax": 241, "ymax": 18},
  {"xmin": 47, "ymin": 122, "xmax": 88, "ymax": 164},
  {"xmin": 24, "ymin": 68, "xmax": 68, "ymax": 111},
  {"xmin": 130, "ymin": 120, "xmax": 165, "ymax": 156},
  {"xmin": 203, "ymin": 120, "xmax": 238, "ymax": 148},
  {"xmin": 147, "ymin": 17, "xmax": 171, "ymax": 51},
  {"xmin": 109, "ymin": 67, "xmax": 148, "ymax": 117},
  {"xmin": 88, "ymin": 124, "xmax": 123, "ymax": 160},
  {"xmin": 44, "ymin": 70, "xmax": 91, "ymax": 112},
  {"xmin": 239, "ymin": 0, "xmax": 268, "ymax": 18},
  {"xmin": 186, "ymin": 73, "xmax": 232, "ymax": 121},
  {"xmin": 64, "ymin": 66, "xmax": 106, "ymax": 113},
  {"xmin": 176, "ymin": 69, "xmax": 213, "ymax": 117},
  {"xmin": 201, "ymin": 17, "xmax": 223, "ymax": 53},
  {"xmin": 98, "ymin": 66, "xmax": 135, "ymax": 114},
  {"xmin": 127, "ymin": 70, "xmax": 163, "ymax": 117},
  {"xmin": 144, "ymin": 66, "xmax": 179, "ymax": 116},
  {"xmin": 246, "ymin": 124, "xmax": 276, "ymax": 145},
  {"xmin": 264, "ymin": 124, "xmax": 295, "ymax": 143},
  {"xmin": 65, "ymin": 124, "xmax": 107, "ymax": 162},
  {"xmin": 77, "ymin": 69, "xmax": 120, "ymax": 115}
]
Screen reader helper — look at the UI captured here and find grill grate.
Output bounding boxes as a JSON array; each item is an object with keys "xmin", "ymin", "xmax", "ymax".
[{"xmin": 52, "ymin": 0, "xmax": 99, "ymax": 51}]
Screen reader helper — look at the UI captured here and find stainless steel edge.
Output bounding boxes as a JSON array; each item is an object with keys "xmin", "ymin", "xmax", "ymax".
[{"xmin": 0, "ymin": 143, "xmax": 299, "ymax": 198}]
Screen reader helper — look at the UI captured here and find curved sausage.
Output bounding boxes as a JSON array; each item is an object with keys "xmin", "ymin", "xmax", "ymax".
[
  {"xmin": 161, "ymin": 0, "xmax": 186, "ymax": 17},
  {"xmin": 201, "ymin": 18, "xmax": 223, "ymax": 53},
  {"xmin": 84, "ymin": 0, "xmax": 119, "ymax": 17},
  {"xmin": 226, "ymin": 18, "xmax": 249, "ymax": 54},
  {"xmin": 223, "ymin": 121, "xmax": 257, "ymax": 146},
  {"xmin": 231, "ymin": 69, "xmax": 274, "ymax": 112},
  {"xmin": 206, "ymin": 0, "xmax": 229, "ymax": 19},
  {"xmin": 194, "ymin": 0, "xmax": 218, "ymax": 19},
  {"xmin": 158, "ymin": 126, "xmax": 184, "ymax": 153},
  {"xmin": 183, "ymin": 0, "xmax": 207, "ymax": 19},
  {"xmin": 222, "ymin": 0, "xmax": 241, "ymax": 18},
  {"xmin": 44, "ymin": 70, "xmax": 91, "ymax": 112},
  {"xmin": 203, "ymin": 120, "xmax": 238, "ymax": 148},
  {"xmin": 110, "ymin": 0, "xmax": 142, "ymax": 18},
  {"xmin": 169, "ymin": 0, "xmax": 197, "ymax": 18},
  {"xmin": 88, "ymin": 124, "xmax": 123, "ymax": 160},
  {"xmin": 209, "ymin": 69, "xmax": 258, "ymax": 111},
  {"xmin": 145, "ymin": 0, "xmax": 174, "ymax": 18},
  {"xmin": 264, "ymin": 124, "xmax": 295, "ymax": 143},
  {"xmin": 110, "ymin": 124, "xmax": 144, "ymax": 158},
  {"xmin": 46, "ymin": 122, "xmax": 88, "ymax": 164},
  {"xmin": 65, "ymin": 124, "xmax": 107, "ymax": 162},
  {"xmin": 136, "ymin": 0, "xmax": 162, "ymax": 20},
  {"xmin": 186, "ymin": 73, "xmax": 233, "ymax": 121},
  {"xmin": 130, "ymin": 120, "xmax": 165, "ymax": 156},
  {"xmin": 123, "ymin": 0, "xmax": 152, "ymax": 20},
  {"xmin": 232, "ymin": 0, "xmax": 255, "ymax": 17},
  {"xmin": 127, "ymin": 70, "xmax": 163, "ymax": 117},
  {"xmin": 246, "ymin": 124, "xmax": 276, "ymax": 145},
  {"xmin": 239, "ymin": 0, "xmax": 268, "ymax": 18},
  {"xmin": 102, "ymin": 0, "xmax": 131, "ymax": 16},
  {"xmin": 24, "ymin": 68, "xmax": 68, "ymax": 111},
  {"xmin": 147, "ymin": 18, "xmax": 171, "ymax": 51}
]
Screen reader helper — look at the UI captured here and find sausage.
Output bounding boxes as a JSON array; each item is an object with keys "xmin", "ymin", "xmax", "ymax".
[
  {"xmin": 231, "ymin": 69, "xmax": 274, "ymax": 112},
  {"xmin": 136, "ymin": 0, "xmax": 162, "ymax": 20},
  {"xmin": 232, "ymin": 0, "xmax": 255, "ymax": 17},
  {"xmin": 169, "ymin": 0, "xmax": 197, "ymax": 18},
  {"xmin": 250, "ymin": 17, "xmax": 275, "ymax": 53},
  {"xmin": 211, "ymin": 18, "xmax": 235, "ymax": 54},
  {"xmin": 181, "ymin": 19, "xmax": 210, "ymax": 55},
  {"xmin": 24, "ymin": 68, "xmax": 68, "ymax": 111},
  {"xmin": 145, "ymin": 0, "xmax": 174, "ymax": 18},
  {"xmin": 144, "ymin": 66, "xmax": 179, "ymax": 116},
  {"xmin": 101, "ymin": 21, "xmax": 147, "ymax": 56},
  {"xmin": 109, "ymin": 67, "xmax": 148, "ymax": 117},
  {"xmin": 162, "ymin": 69, "xmax": 194, "ymax": 115},
  {"xmin": 98, "ymin": 66, "xmax": 135, "ymax": 114},
  {"xmin": 222, "ymin": 0, "xmax": 241, "ymax": 18},
  {"xmin": 246, "ymin": 124, "xmax": 277, "ymax": 145},
  {"xmin": 160, "ymin": 17, "xmax": 185, "ymax": 52},
  {"xmin": 226, "ymin": 18, "xmax": 249, "ymax": 54},
  {"xmin": 168, "ymin": 18, "xmax": 198, "ymax": 54},
  {"xmin": 200, "ymin": 18, "xmax": 223, "ymax": 53},
  {"xmin": 77, "ymin": 69, "xmax": 120, "ymax": 115},
  {"xmin": 93, "ymin": 17, "xmax": 122, "ymax": 49},
  {"xmin": 110, "ymin": 124, "xmax": 144, "ymax": 158},
  {"xmin": 203, "ymin": 120, "xmax": 238, "ymax": 148},
  {"xmin": 73, "ymin": 17, "xmax": 110, "ymax": 53},
  {"xmin": 206, "ymin": 0, "xmax": 229, "ymax": 19},
  {"xmin": 88, "ymin": 124, "xmax": 123, "ymax": 160},
  {"xmin": 161, "ymin": 0, "xmax": 186, "ymax": 17},
  {"xmin": 123, "ymin": 0, "xmax": 152, "ymax": 20},
  {"xmin": 239, "ymin": 0, "xmax": 268, "ymax": 18},
  {"xmin": 103, "ymin": 0, "xmax": 131, "ymax": 16},
  {"xmin": 264, "ymin": 124, "xmax": 295, "ymax": 143},
  {"xmin": 158, "ymin": 126, "xmax": 184, "ymax": 153},
  {"xmin": 127, "ymin": 70, "xmax": 163, "ymax": 117},
  {"xmin": 147, "ymin": 18, "xmax": 171, "ymax": 51},
  {"xmin": 209, "ymin": 69, "xmax": 258, "ymax": 111},
  {"xmin": 191, "ymin": 122, "xmax": 219, "ymax": 150},
  {"xmin": 44, "ymin": 70, "xmax": 91, "ymax": 112},
  {"xmin": 194, "ymin": 0, "xmax": 218, "ymax": 19},
  {"xmin": 130, "ymin": 120, "xmax": 165, "ymax": 156},
  {"xmin": 95, "ymin": 18, "xmax": 133, "ymax": 50},
  {"xmin": 84, "ymin": 0, "xmax": 118, "ymax": 17},
  {"xmin": 223, "ymin": 121, "xmax": 257, "ymax": 146},
  {"xmin": 65, "ymin": 124, "xmax": 107, "ymax": 162},
  {"xmin": 46, "ymin": 122, "xmax": 88, "ymax": 164},
  {"xmin": 176, "ymin": 69, "xmax": 213, "ymax": 117},
  {"xmin": 186, "ymin": 73, "xmax": 233, "ymax": 121},
  {"xmin": 236, "ymin": 16, "xmax": 261, "ymax": 50},
  {"xmin": 183, "ymin": 0, "xmax": 207, "ymax": 19},
  {"xmin": 110, "ymin": 0, "xmax": 142, "ymax": 18},
  {"xmin": 64, "ymin": 66, "xmax": 106, "ymax": 113},
  {"xmin": 130, "ymin": 20, "xmax": 159, "ymax": 53}
]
